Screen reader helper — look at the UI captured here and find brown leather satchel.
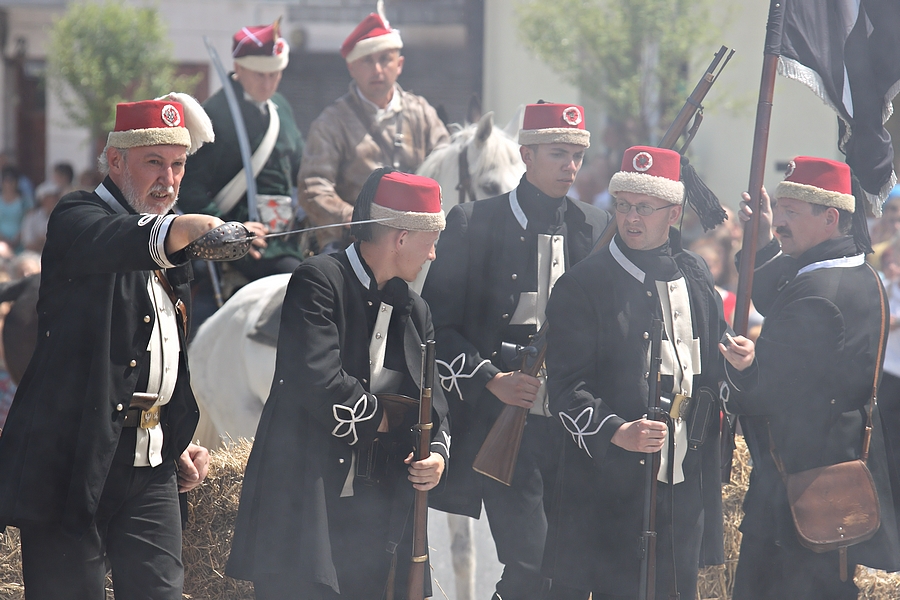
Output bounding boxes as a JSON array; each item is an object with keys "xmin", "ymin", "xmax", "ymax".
[{"xmin": 776, "ymin": 264, "xmax": 887, "ymax": 582}]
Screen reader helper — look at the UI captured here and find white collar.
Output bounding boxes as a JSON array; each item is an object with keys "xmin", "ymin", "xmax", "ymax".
[
  {"xmin": 508, "ymin": 188, "xmax": 528, "ymax": 231},
  {"xmin": 346, "ymin": 243, "xmax": 372, "ymax": 289},
  {"xmin": 356, "ymin": 84, "xmax": 401, "ymax": 120},
  {"xmin": 796, "ymin": 253, "xmax": 865, "ymax": 276},
  {"xmin": 95, "ymin": 182, "xmax": 128, "ymax": 215},
  {"xmin": 609, "ymin": 236, "xmax": 646, "ymax": 283}
]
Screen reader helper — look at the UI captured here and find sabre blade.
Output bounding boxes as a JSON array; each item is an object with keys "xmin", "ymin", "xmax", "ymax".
[{"xmin": 223, "ymin": 217, "xmax": 396, "ymax": 243}]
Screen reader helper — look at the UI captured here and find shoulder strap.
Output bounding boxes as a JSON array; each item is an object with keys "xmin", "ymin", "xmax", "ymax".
[
  {"xmin": 154, "ymin": 269, "xmax": 188, "ymax": 337},
  {"xmin": 862, "ymin": 263, "xmax": 888, "ymax": 463},
  {"xmin": 213, "ymin": 98, "xmax": 281, "ymax": 215},
  {"xmin": 347, "ymin": 93, "xmax": 402, "ymax": 167}
]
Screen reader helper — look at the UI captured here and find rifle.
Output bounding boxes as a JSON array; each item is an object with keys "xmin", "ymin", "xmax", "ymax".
[
  {"xmin": 469, "ymin": 46, "xmax": 733, "ymax": 486},
  {"xmin": 638, "ymin": 319, "xmax": 664, "ymax": 600},
  {"xmin": 472, "ymin": 323, "xmax": 548, "ymax": 484},
  {"xmin": 407, "ymin": 340, "xmax": 436, "ymax": 600}
]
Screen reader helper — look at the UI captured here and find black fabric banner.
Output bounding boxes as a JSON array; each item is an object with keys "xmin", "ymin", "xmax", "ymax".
[{"xmin": 766, "ymin": 0, "xmax": 900, "ymax": 211}]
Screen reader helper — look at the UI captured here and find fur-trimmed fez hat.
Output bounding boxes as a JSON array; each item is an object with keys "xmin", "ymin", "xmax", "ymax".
[
  {"xmin": 352, "ymin": 168, "xmax": 445, "ymax": 240},
  {"xmin": 776, "ymin": 156, "xmax": 856, "ymax": 213},
  {"xmin": 107, "ymin": 93, "xmax": 214, "ymax": 155},
  {"xmin": 233, "ymin": 19, "xmax": 290, "ymax": 73},
  {"xmin": 518, "ymin": 102, "xmax": 590, "ymax": 148}
]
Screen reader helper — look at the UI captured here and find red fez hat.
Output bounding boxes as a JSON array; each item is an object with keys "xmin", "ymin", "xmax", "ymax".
[
  {"xmin": 518, "ymin": 103, "xmax": 590, "ymax": 147},
  {"xmin": 233, "ymin": 19, "xmax": 289, "ymax": 73},
  {"xmin": 341, "ymin": 11, "xmax": 403, "ymax": 63},
  {"xmin": 370, "ymin": 172, "xmax": 445, "ymax": 231},
  {"xmin": 107, "ymin": 94, "xmax": 213, "ymax": 155},
  {"xmin": 776, "ymin": 156, "xmax": 855, "ymax": 212},
  {"xmin": 608, "ymin": 146, "xmax": 685, "ymax": 205}
]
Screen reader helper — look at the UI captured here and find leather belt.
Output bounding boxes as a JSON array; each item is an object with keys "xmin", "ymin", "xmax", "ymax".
[{"xmin": 122, "ymin": 393, "xmax": 163, "ymax": 429}]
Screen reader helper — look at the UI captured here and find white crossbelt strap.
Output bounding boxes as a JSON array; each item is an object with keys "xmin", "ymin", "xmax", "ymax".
[
  {"xmin": 214, "ymin": 98, "xmax": 280, "ymax": 215},
  {"xmin": 134, "ymin": 274, "xmax": 181, "ymax": 468},
  {"xmin": 655, "ymin": 278, "xmax": 700, "ymax": 485}
]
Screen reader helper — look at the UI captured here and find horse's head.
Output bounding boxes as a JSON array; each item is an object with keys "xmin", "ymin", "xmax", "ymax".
[{"xmin": 417, "ymin": 111, "xmax": 525, "ymax": 210}]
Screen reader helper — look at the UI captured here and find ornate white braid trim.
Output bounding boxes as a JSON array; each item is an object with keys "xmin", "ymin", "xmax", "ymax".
[
  {"xmin": 435, "ymin": 353, "xmax": 492, "ymax": 403},
  {"xmin": 332, "ymin": 393, "xmax": 378, "ymax": 446},
  {"xmin": 559, "ymin": 406, "xmax": 615, "ymax": 459}
]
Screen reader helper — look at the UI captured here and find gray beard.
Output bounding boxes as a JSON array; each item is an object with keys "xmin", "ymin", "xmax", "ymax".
[{"xmin": 121, "ymin": 165, "xmax": 177, "ymax": 215}]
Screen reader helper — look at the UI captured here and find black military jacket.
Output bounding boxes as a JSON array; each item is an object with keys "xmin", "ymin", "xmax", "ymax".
[{"xmin": 0, "ymin": 178, "xmax": 197, "ymax": 535}]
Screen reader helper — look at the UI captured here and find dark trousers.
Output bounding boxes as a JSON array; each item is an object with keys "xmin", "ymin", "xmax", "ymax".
[
  {"xmin": 19, "ymin": 449, "xmax": 183, "ymax": 600},
  {"xmin": 733, "ymin": 531, "xmax": 859, "ymax": 600},
  {"xmin": 482, "ymin": 415, "xmax": 561, "ymax": 600}
]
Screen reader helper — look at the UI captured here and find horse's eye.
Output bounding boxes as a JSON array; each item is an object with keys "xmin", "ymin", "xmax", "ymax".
[{"xmin": 481, "ymin": 182, "xmax": 501, "ymax": 197}]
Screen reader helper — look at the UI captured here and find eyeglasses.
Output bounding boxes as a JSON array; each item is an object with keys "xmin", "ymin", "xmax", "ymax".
[{"xmin": 614, "ymin": 200, "xmax": 675, "ymax": 216}]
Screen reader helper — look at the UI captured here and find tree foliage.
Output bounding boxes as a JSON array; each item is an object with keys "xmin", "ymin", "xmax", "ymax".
[
  {"xmin": 48, "ymin": 2, "xmax": 194, "ymax": 149},
  {"xmin": 517, "ymin": 0, "xmax": 723, "ymax": 158}
]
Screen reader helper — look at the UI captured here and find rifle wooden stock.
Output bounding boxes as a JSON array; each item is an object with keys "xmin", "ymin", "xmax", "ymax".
[
  {"xmin": 472, "ymin": 323, "xmax": 549, "ymax": 485},
  {"xmin": 638, "ymin": 319, "xmax": 664, "ymax": 600},
  {"xmin": 470, "ymin": 46, "xmax": 732, "ymax": 488},
  {"xmin": 407, "ymin": 340, "xmax": 436, "ymax": 600}
]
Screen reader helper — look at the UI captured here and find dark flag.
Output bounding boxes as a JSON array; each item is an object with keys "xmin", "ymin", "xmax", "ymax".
[{"xmin": 766, "ymin": 0, "xmax": 900, "ymax": 213}]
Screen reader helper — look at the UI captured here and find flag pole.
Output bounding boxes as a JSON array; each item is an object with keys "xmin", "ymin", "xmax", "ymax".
[{"xmin": 733, "ymin": 0, "xmax": 784, "ymax": 336}]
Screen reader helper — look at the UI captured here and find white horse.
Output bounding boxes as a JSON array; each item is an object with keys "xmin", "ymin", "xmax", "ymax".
[{"xmin": 189, "ymin": 113, "xmax": 524, "ymax": 600}]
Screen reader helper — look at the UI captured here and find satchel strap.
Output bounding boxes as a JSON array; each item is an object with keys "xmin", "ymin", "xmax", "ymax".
[{"xmin": 862, "ymin": 263, "xmax": 888, "ymax": 463}]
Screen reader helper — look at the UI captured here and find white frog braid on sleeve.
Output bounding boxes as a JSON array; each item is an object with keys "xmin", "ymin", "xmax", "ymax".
[
  {"xmin": 332, "ymin": 393, "xmax": 378, "ymax": 446},
  {"xmin": 435, "ymin": 353, "xmax": 491, "ymax": 403},
  {"xmin": 559, "ymin": 406, "xmax": 615, "ymax": 458}
]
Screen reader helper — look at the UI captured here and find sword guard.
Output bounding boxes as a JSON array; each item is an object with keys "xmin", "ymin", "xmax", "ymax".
[{"xmin": 184, "ymin": 221, "xmax": 253, "ymax": 261}]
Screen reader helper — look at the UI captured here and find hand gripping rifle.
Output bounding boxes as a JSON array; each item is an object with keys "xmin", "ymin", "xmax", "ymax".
[
  {"xmin": 468, "ymin": 46, "xmax": 733, "ymax": 487},
  {"xmin": 638, "ymin": 319, "xmax": 664, "ymax": 600},
  {"xmin": 407, "ymin": 340, "xmax": 436, "ymax": 600},
  {"xmin": 472, "ymin": 323, "xmax": 548, "ymax": 485}
]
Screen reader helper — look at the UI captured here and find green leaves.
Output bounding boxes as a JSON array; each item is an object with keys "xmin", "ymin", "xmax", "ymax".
[
  {"xmin": 517, "ymin": 0, "xmax": 722, "ymax": 155},
  {"xmin": 48, "ymin": 2, "xmax": 196, "ymax": 145}
]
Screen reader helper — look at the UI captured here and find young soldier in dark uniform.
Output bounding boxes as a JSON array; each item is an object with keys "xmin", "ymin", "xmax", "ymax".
[
  {"xmin": 544, "ymin": 146, "xmax": 727, "ymax": 600},
  {"xmin": 421, "ymin": 103, "xmax": 611, "ymax": 600},
  {"xmin": 0, "ymin": 95, "xmax": 220, "ymax": 599},
  {"xmin": 722, "ymin": 157, "xmax": 900, "ymax": 599},
  {"xmin": 227, "ymin": 169, "xmax": 451, "ymax": 600}
]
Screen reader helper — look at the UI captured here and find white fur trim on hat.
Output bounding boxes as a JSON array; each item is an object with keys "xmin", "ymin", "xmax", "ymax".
[
  {"xmin": 234, "ymin": 41, "xmax": 290, "ymax": 74},
  {"xmin": 107, "ymin": 127, "xmax": 192, "ymax": 151},
  {"xmin": 518, "ymin": 128, "xmax": 590, "ymax": 148},
  {"xmin": 345, "ymin": 30, "xmax": 403, "ymax": 64},
  {"xmin": 608, "ymin": 171, "xmax": 685, "ymax": 205},
  {"xmin": 775, "ymin": 180, "xmax": 856, "ymax": 213},
  {"xmin": 156, "ymin": 92, "xmax": 214, "ymax": 155},
  {"xmin": 370, "ymin": 202, "xmax": 445, "ymax": 231}
]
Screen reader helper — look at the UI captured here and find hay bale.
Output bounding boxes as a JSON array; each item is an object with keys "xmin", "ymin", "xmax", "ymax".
[{"xmin": 182, "ymin": 438, "xmax": 255, "ymax": 600}]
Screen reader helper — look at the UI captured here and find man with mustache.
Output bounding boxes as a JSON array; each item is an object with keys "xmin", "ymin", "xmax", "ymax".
[
  {"xmin": 721, "ymin": 157, "xmax": 900, "ymax": 598},
  {"xmin": 0, "ymin": 95, "xmax": 225, "ymax": 600},
  {"xmin": 298, "ymin": 4, "xmax": 449, "ymax": 255},
  {"xmin": 542, "ymin": 146, "xmax": 727, "ymax": 599},
  {"xmin": 421, "ymin": 102, "xmax": 610, "ymax": 600}
]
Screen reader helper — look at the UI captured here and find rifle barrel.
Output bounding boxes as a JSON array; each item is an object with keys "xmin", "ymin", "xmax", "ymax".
[{"xmin": 407, "ymin": 341, "xmax": 435, "ymax": 600}]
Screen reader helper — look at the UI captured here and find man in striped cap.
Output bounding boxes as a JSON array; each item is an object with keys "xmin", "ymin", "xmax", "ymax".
[
  {"xmin": 544, "ymin": 145, "xmax": 728, "ymax": 599},
  {"xmin": 228, "ymin": 169, "xmax": 451, "ymax": 599},
  {"xmin": 722, "ymin": 157, "xmax": 900, "ymax": 598},
  {"xmin": 422, "ymin": 102, "xmax": 610, "ymax": 600},
  {"xmin": 0, "ymin": 95, "xmax": 223, "ymax": 599}
]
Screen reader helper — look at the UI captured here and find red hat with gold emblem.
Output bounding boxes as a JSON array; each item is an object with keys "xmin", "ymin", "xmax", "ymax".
[
  {"xmin": 518, "ymin": 102, "xmax": 590, "ymax": 147},
  {"xmin": 106, "ymin": 93, "xmax": 214, "ymax": 156},
  {"xmin": 233, "ymin": 19, "xmax": 290, "ymax": 73},
  {"xmin": 776, "ymin": 156, "xmax": 856, "ymax": 213},
  {"xmin": 341, "ymin": 2, "xmax": 403, "ymax": 64},
  {"xmin": 608, "ymin": 146, "xmax": 685, "ymax": 205}
]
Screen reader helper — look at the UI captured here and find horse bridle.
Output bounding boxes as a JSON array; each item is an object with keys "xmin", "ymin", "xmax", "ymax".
[{"xmin": 457, "ymin": 146, "xmax": 477, "ymax": 204}]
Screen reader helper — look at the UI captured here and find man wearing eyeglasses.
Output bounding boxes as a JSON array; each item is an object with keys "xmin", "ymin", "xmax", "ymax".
[
  {"xmin": 422, "ymin": 102, "xmax": 610, "ymax": 600},
  {"xmin": 542, "ymin": 145, "xmax": 727, "ymax": 599}
]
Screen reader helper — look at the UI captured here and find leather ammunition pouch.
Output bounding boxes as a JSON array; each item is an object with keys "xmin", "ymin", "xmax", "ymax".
[{"xmin": 658, "ymin": 386, "xmax": 716, "ymax": 450}]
